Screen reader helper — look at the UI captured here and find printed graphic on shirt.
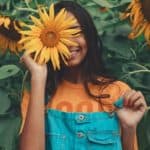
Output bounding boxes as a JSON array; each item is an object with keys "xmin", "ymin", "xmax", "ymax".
[{"xmin": 49, "ymin": 100, "xmax": 102, "ymax": 112}]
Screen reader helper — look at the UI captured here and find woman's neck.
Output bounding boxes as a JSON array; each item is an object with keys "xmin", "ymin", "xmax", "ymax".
[{"xmin": 63, "ymin": 66, "xmax": 83, "ymax": 83}]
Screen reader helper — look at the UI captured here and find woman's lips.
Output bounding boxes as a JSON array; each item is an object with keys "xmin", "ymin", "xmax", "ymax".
[{"xmin": 69, "ymin": 49, "xmax": 80, "ymax": 58}]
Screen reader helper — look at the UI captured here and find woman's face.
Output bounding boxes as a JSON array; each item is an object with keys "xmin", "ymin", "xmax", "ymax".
[{"xmin": 66, "ymin": 12, "xmax": 87, "ymax": 67}]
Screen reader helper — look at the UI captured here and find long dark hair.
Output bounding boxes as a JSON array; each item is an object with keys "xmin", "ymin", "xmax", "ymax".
[{"xmin": 46, "ymin": 1, "xmax": 116, "ymax": 103}]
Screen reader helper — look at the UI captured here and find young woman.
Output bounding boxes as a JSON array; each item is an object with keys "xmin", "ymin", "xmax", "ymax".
[{"xmin": 19, "ymin": 1, "xmax": 147, "ymax": 150}]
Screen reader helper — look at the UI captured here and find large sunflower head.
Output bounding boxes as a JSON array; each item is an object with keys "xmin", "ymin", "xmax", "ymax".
[
  {"xmin": 19, "ymin": 3, "xmax": 81, "ymax": 70},
  {"xmin": 0, "ymin": 16, "xmax": 22, "ymax": 53},
  {"xmin": 121, "ymin": 0, "xmax": 150, "ymax": 45}
]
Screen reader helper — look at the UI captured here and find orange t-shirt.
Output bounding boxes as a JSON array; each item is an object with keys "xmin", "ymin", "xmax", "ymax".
[
  {"xmin": 46, "ymin": 80, "xmax": 129, "ymax": 112},
  {"xmin": 21, "ymin": 80, "xmax": 138, "ymax": 149}
]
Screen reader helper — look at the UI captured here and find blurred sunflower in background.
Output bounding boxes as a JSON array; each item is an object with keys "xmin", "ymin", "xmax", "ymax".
[
  {"xmin": 0, "ymin": 16, "xmax": 22, "ymax": 53},
  {"xmin": 122, "ymin": 0, "xmax": 150, "ymax": 45},
  {"xmin": 0, "ymin": 16, "xmax": 10, "ymax": 29},
  {"xmin": 19, "ymin": 4, "xmax": 80, "ymax": 70}
]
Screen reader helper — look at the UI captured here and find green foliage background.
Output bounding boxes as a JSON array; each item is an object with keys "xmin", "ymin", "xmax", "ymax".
[{"xmin": 0, "ymin": 0, "xmax": 150, "ymax": 149}]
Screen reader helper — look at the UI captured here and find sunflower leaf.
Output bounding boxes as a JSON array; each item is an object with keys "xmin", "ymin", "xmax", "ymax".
[
  {"xmin": 0, "ymin": 65, "xmax": 20, "ymax": 80},
  {"xmin": 0, "ymin": 90, "xmax": 11, "ymax": 114}
]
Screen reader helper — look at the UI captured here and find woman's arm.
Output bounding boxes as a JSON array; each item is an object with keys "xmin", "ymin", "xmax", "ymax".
[
  {"xmin": 19, "ymin": 55, "xmax": 47, "ymax": 150},
  {"xmin": 121, "ymin": 125, "xmax": 137, "ymax": 150}
]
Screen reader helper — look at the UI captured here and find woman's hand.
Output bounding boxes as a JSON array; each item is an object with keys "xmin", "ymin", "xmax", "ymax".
[
  {"xmin": 116, "ymin": 90, "xmax": 147, "ymax": 129},
  {"xmin": 20, "ymin": 54, "xmax": 47, "ymax": 81},
  {"xmin": 20, "ymin": 54, "xmax": 46, "ymax": 150}
]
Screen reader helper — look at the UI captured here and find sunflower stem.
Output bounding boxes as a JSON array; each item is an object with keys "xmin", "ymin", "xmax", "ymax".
[
  {"xmin": 24, "ymin": 0, "xmax": 31, "ymax": 9},
  {"xmin": 20, "ymin": 70, "xmax": 29, "ymax": 102},
  {"xmin": 6, "ymin": 0, "xmax": 11, "ymax": 11},
  {"xmin": 12, "ymin": 0, "xmax": 38, "ymax": 14},
  {"xmin": 34, "ymin": 0, "xmax": 39, "ymax": 7},
  {"xmin": 127, "ymin": 63, "xmax": 148, "ymax": 70},
  {"xmin": 120, "ymin": 69, "xmax": 150, "ymax": 79},
  {"xmin": 15, "ymin": 7, "xmax": 38, "ymax": 13},
  {"xmin": 129, "ymin": 48, "xmax": 137, "ymax": 59}
]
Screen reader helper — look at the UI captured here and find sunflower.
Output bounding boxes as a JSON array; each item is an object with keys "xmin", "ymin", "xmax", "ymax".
[
  {"xmin": 19, "ymin": 4, "xmax": 80, "ymax": 70},
  {"xmin": 0, "ymin": 16, "xmax": 10, "ymax": 29},
  {"xmin": 121, "ymin": 0, "xmax": 150, "ymax": 45},
  {"xmin": 0, "ymin": 16, "xmax": 22, "ymax": 53}
]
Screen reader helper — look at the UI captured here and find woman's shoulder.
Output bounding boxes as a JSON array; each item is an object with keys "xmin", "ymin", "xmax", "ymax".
[
  {"xmin": 112, "ymin": 80, "xmax": 131, "ymax": 90},
  {"xmin": 102, "ymin": 79, "xmax": 131, "ymax": 99},
  {"xmin": 97, "ymin": 77, "xmax": 131, "ymax": 99},
  {"xmin": 97, "ymin": 76, "xmax": 130, "ymax": 91}
]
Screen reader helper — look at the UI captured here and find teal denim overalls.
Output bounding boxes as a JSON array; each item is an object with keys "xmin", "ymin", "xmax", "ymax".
[{"xmin": 45, "ymin": 98, "xmax": 123, "ymax": 150}]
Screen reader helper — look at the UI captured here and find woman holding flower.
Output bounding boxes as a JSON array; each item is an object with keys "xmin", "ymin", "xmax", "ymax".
[{"xmin": 19, "ymin": 1, "xmax": 147, "ymax": 150}]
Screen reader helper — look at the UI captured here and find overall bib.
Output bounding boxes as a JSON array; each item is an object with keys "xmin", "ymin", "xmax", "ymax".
[{"xmin": 45, "ymin": 108, "xmax": 122, "ymax": 150}]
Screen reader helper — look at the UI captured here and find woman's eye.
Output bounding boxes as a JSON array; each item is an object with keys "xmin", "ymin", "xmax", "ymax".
[{"xmin": 72, "ymin": 31, "xmax": 83, "ymax": 36}]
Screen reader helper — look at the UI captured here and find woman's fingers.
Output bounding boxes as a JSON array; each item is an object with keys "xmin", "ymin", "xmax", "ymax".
[
  {"xmin": 20, "ymin": 54, "xmax": 48, "ymax": 79},
  {"xmin": 20, "ymin": 54, "xmax": 34, "ymax": 65},
  {"xmin": 123, "ymin": 90, "xmax": 137, "ymax": 107},
  {"xmin": 20, "ymin": 54, "xmax": 35, "ymax": 72},
  {"xmin": 123, "ymin": 90, "xmax": 147, "ymax": 110},
  {"xmin": 133, "ymin": 98, "xmax": 144, "ymax": 109}
]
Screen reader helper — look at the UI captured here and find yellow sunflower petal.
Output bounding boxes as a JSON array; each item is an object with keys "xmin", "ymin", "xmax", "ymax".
[
  {"xmin": 20, "ymin": 30, "xmax": 41, "ymax": 36},
  {"xmin": 38, "ymin": 47, "xmax": 46, "ymax": 64},
  {"xmin": 19, "ymin": 36, "xmax": 35, "ymax": 44},
  {"xmin": 49, "ymin": 3, "xmax": 54, "ymax": 20},
  {"xmin": 39, "ymin": 7, "xmax": 50, "ymax": 26},
  {"xmin": 24, "ymin": 38, "xmax": 43, "ymax": 53},
  {"xmin": 45, "ymin": 48, "xmax": 52, "ymax": 63},
  {"xmin": 144, "ymin": 25, "xmax": 150, "ymax": 42},
  {"xmin": 41, "ymin": 47, "xmax": 51, "ymax": 63},
  {"xmin": 54, "ymin": 8, "xmax": 66, "ymax": 24},
  {"xmin": 135, "ymin": 23, "xmax": 147, "ymax": 37},
  {"xmin": 56, "ymin": 11, "xmax": 67, "ymax": 27},
  {"xmin": 30, "ymin": 15, "xmax": 44, "ymax": 28},
  {"xmin": 50, "ymin": 48, "xmax": 57, "ymax": 70},
  {"xmin": 60, "ymin": 38, "xmax": 78, "ymax": 47},
  {"xmin": 0, "ymin": 17, "xmax": 4, "ymax": 25},
  {"xmin": 60, "ymin": 29, "xmax": 81, "ymax": 35},
  {"xmin": 33, "ymin": 48, "xmax": 41, "ymax": 61},
  {"xmin": 57, "ymin": 42, "xmax": 70, "ymax": 57},
  {"xmin": 1, "ymin": 37, "xmax": 8, "ymax": 49},
  {"xmin": 59, "ymin": 52, "xmax": 68, "ymax": 66},
  {"xmin": 52, "ymin": 47, "xmax": 60, "ymax": 69},
  {"xmin": 57, "ymin": 19, "xmax": 77, "ymax": 31},
  {"xmin": 10, "ymin": 42, "xmax": 17, "ymax": 53},
  {"xmin": 4, "ymin": 17, "xmax": 10, "ymax": 29},
  {"xmin": 22, "ymin": 22, "xmax": 39, "ymax": 29},
  {"xmin": 42, "ymin": 7, "xmax": 51, "ymax": 23}
]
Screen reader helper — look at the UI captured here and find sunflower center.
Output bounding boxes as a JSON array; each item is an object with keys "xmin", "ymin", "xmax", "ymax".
[
  {"xmin": 0, "ymin": 23, "xmax": 21, "ymax": 41},
  {"xmin": 40, "ymin": 28, "xmax": 60, "ymax": 47},
  {"xmin": 141, "ymin": 0, "xmax": 150, "ymax": 21}
]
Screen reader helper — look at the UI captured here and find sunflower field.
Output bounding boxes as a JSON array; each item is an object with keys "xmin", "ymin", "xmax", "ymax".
[{"xmin": 0, "ymin": 0, "xmax": 150, "ymax": 150}]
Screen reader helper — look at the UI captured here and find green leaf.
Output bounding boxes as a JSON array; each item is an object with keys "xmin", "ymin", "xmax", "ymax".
[
  {"xmin": 92, "ymin": 0, "xmax": 114, "ymax": 8},
  {"xmin": 0, "ymin": 90, "xmax": 21, "ymax": 150},
  {"xmin": 102, "ymin": 35, "xmax": 135, "ymax": 60},
  {"xmin": 92, "ymin": 0, "xmax": 131, "ymax": 8},
  {"xmin": 0, "ymin": 65, "xmax": 20, "ymax": 80},
  {"xmin": 0, "ymin": 116, "xmax": 21, "ymax": 150},
  {"xmin": 0, "ymin": 90, "xmax": 11, "ymax": 115}
]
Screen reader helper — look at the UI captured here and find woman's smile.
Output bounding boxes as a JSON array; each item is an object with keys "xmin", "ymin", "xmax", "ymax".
[{"xmin": 69, "ymin": 47, "xmax": 81, "ymax": 59}]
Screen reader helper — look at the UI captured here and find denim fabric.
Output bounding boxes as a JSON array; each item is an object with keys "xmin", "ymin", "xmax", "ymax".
[{"xmin": 45, "ymin": 108, "xmax": 122, "ymax": 150}]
